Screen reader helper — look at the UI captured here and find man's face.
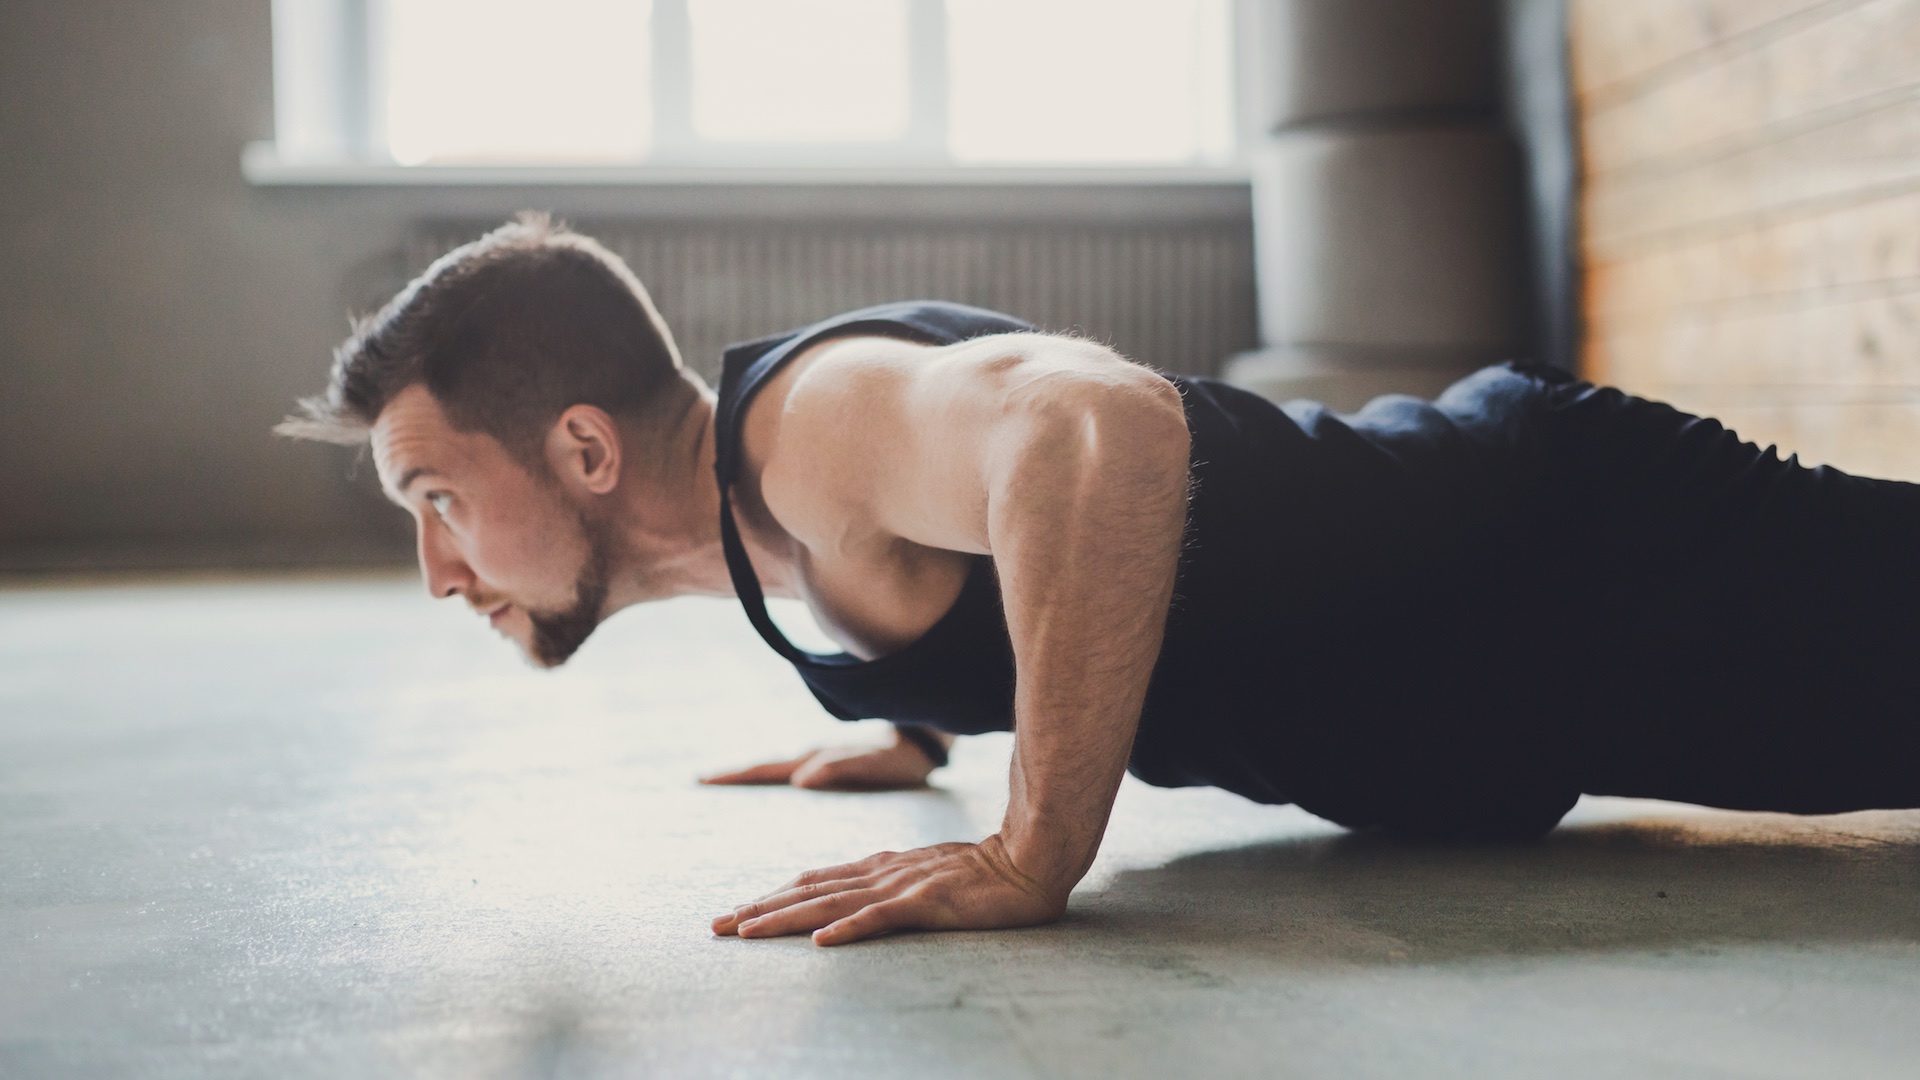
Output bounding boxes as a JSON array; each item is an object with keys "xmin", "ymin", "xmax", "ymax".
[{"xmin": 371, "ymin": 385, "xmax": 611, "ymax": 667}]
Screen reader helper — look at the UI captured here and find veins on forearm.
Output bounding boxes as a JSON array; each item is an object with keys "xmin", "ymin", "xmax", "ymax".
[{"xmin": 990, "ymin": 386, "xmax": 1189, "ymax": 889}]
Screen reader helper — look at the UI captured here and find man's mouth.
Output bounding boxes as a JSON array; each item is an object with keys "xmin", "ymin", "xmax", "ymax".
[{"xmin": 485, "ymin": 604, "xmax": 510, "ymax": 628}]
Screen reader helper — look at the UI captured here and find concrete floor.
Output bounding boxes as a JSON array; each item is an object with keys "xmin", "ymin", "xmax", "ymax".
[{"xmin": 1, "ymin": 576, "xmax": 1917, "ymax": 1079}]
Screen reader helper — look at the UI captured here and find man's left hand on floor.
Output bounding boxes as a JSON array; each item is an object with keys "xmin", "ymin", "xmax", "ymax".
[
  {"xmin": 698, "ymin": 737, "xmax": 939, "ymax": 791},
  {"xmin": 711, "ymin": 834, "xmax": 1066, "ymax": 946}
]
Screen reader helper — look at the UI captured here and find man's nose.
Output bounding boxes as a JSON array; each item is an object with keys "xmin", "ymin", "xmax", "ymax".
[{"xmin": 417, "ymin": 519, "xmax": 476, "ymax": 600}]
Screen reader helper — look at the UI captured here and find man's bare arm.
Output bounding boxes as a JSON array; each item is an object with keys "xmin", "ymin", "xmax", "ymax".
[
  {"xmin": 711, "ymin": 333, "xmax": 1190, "ymax": 944},
  {"xmin": 981, "ymin": 349, "xmax": 1190, "ymax": 902}
]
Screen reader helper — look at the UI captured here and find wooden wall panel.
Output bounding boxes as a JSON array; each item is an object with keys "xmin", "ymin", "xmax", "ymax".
[
  {"xmin": 1586, "ymin": 90, "xmax": 1920, "ymax": 259},
  {"xmin": 1585, "ymin": 0, "xmax": 1919, "ymax": 174},
  {"xmin": 1587, "ymin": 188, "xmax": 1920, "ymax": 322},
  {"xmin": 1571, "ymin": 0, "xmax": 1839, "ymax": 100},
  {"xmin": 1575, "ymin": 0, "xmax": 1920, "ymax": 480},
  {"xmin": 1587, "ymin": 285, "xmax": 1920, "ymax": 389}
]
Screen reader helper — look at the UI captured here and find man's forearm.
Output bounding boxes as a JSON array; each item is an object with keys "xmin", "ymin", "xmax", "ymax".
[{"xmin": 987, "ymin": 375, "xmax": 1190, "ymax": 894}]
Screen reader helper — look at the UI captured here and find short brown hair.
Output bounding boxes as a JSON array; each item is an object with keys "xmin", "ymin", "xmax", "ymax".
[{"xmin": 277, "ymin": 213, "xmax": 690, "ymax": 461}]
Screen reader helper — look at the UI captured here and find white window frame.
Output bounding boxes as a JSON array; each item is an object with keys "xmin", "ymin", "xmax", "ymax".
[{"xmin": 246, "ymin": 0, "xmax": 1246, "ymax": 186}]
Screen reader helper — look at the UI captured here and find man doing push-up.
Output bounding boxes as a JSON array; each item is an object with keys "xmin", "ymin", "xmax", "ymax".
[{"xmin": 280, "ymin": 216, "xmax": 1920, "ymax": 945}]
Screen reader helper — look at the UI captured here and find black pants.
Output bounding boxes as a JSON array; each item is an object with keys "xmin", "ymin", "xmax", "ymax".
[
  {"xmin": 1543, "ymin": 375, "xmax": 1920, "ymax": 819},
  {"xmin": 1274, "ymin": 369, "xmax": 1920, "ymax": 840}
]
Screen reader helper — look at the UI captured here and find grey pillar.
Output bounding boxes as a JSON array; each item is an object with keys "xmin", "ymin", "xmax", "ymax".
[{"xmin": 1226, "ymin": 0, "xmax": 1530, "ymax": 411}]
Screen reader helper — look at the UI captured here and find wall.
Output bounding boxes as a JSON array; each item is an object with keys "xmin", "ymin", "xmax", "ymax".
[
  {"xmin": 0, "ymin": 0, "xmax": 1253, "ymax": 571},
  {"xmin": 1575, "ymin": 0, "xmax": 1920, "ymax": 480},
  {"xmin": 1226, "ymin": 0, "xmax": 1537, "ymax": 412}
]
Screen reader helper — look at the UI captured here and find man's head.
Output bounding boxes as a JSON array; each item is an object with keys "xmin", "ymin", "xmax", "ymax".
[{"xmin": 279, "ymin": 213, "xmax": 701, "ymax": 666}]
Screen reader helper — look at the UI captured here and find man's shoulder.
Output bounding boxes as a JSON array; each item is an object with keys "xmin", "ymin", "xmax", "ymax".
[
  {"xmin": 779, "ymin": 332, "xmax": 933, "ymax": 416},
  {"xmin": 747, "ymin": 337, "xmax": 922, "ymax": 533}
]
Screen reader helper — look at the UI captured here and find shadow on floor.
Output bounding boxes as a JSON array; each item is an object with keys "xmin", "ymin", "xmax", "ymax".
[
  {"xmin": 1063, "ymin": 810, "xmax": 1920, "ymax": 964},
  {"xmin": 428, "ymin": 811, "xmax": 1920, "ymax": 1080}
]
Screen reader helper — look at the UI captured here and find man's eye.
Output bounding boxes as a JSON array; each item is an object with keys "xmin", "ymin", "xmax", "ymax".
[{"xmin": 427, "ymin": 493, "xmax": 453, "ymax": 517}]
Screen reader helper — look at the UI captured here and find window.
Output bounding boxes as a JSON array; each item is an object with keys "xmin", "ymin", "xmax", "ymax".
[
  {"xmin": 384, "ymin": 0, "xmax": 655, "ymax": 164},
  {"xmin": 263, "ymin": 0, "xmax": 1235, "ymax": 174},
  {"xmin": 687, "ymin": 0, "xmax": 912, "ymax": 145},
  {"xmin": 947, "ymin": 0, "xmax": 1232, "ymax": 164}
]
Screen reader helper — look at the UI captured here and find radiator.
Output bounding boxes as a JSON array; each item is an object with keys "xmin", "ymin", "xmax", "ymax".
[{"xmin": 406, "ymin": 217, "xmax": 1257, "ymax": 380}]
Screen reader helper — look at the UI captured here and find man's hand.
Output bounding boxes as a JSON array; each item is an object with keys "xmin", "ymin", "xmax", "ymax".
[
  {"xmin": 710, "ymin": 834, "xmax": 1066, "ymax": 946},
  {"xmin": 699, "ymin": 738, "xmax": 936, "ymax": 791}
]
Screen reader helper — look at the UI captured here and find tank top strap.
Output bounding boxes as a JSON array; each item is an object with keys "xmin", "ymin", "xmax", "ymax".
[{"xmin": 711, "ymin": 301, "xmax": 1035, "ymax": 665}]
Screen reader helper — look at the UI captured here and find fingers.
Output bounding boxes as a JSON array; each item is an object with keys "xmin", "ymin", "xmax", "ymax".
[
  {"xmin": 815, "ymin": 898, "xmax": 921, "ymax": 946},
  {"xmin": 736, "ymin": 888, "xmax": 889, "ymax": 939},
  {"xmin": 791, "ymin": 755, "xmax": 887, "ymax": 790},
  {"xmin": 712, "ymin": 856, "xmax": 898, "ymax": 936},
  {"xmin": 788, "ymin": 755, "xmax": 847, "ymax": 789},
  {"xmin": 698, "ymin": 755, "xmax": 809, "ymax": 785},
  {"xmin": 792, "ymin": 746, "xmax": 930, "ymax": 791},
  {"xmin": 770, "ymin": 852, "xmax": 892, "ymax": 897},
  {"xmin": 712, "ymin": 890, "xmax": 920, "ymax": 944},
  {"xmin": 738, "ymin": 869, "xmax": 875, "ymax": 918},
  {"xmin": 703, "ymin": 743, "xmax": 932, "ymax": 791},
  {"xmin": 710, "ymin": 879, "xmax": 872, "ymax": 937},
  {"xmin": 711, "ymin": 840, "xmax": 1065, "ymax": 946}
]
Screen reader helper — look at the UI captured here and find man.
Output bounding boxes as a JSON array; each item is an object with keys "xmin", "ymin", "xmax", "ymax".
[{"xmin": 282, "ymin": 215, "xmax": 1920, "ymax": 946}]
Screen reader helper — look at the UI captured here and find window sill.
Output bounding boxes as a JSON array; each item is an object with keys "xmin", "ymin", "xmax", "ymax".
[{"xmin": 241, "ymin": 142, "xmax": 1251, "ymax": 188}]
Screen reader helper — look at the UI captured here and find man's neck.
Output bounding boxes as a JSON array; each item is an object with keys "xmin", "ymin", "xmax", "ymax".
[
  {"xmin": 602, "ymin": 374, "xmax": 828, "ymax": 614},
  {"xmin": 597, "ymin": 393, "xmax": 736, "ymax": 609}
]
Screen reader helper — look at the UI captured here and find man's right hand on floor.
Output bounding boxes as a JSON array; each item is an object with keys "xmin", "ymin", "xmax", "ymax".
[{"xmin": 699, "ymin": 739, "xmax": 937, "ymax": 791}]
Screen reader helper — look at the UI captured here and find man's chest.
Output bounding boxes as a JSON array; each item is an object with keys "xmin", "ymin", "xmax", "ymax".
[{"xmin": 734, "ymin": 494, "xmax": 973, "ymax": 660}]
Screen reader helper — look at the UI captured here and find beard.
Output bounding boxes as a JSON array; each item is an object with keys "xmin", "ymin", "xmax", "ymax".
[{"xmin": 523, "ymin": 515, "xmax": 614, "ymax": 668}]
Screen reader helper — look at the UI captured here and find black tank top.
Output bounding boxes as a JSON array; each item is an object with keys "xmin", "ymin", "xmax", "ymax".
[
  {"xmin": 715, "ymin": 301, "xmax": 1581, "ymax": 832},
  {"xmin": 713, "ymin": 302, "xmax": 1024, "ymax": 737}
]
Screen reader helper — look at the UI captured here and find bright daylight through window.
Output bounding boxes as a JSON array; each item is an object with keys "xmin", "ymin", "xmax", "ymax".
[
  {"xmin": 687, "ymin": 0, "xmax": 913, "ymax": 145},
  {"xmin": 273, "ymin": 0, "xmax": 1235, "ymax": 171},
  {"xmin": 385, "ymin": 0, "xmax": 656, "ymax": 164}
]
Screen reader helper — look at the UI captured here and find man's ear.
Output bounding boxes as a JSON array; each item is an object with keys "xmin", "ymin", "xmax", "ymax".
[{"xmin": 545, "ymin": 405, "xmax": 623, "ymax": 496}]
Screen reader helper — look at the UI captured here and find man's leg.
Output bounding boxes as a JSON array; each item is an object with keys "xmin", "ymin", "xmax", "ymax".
[{"xmin": 1538, "ymin": 379, "xmax": 1920, "ymax": 813}]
